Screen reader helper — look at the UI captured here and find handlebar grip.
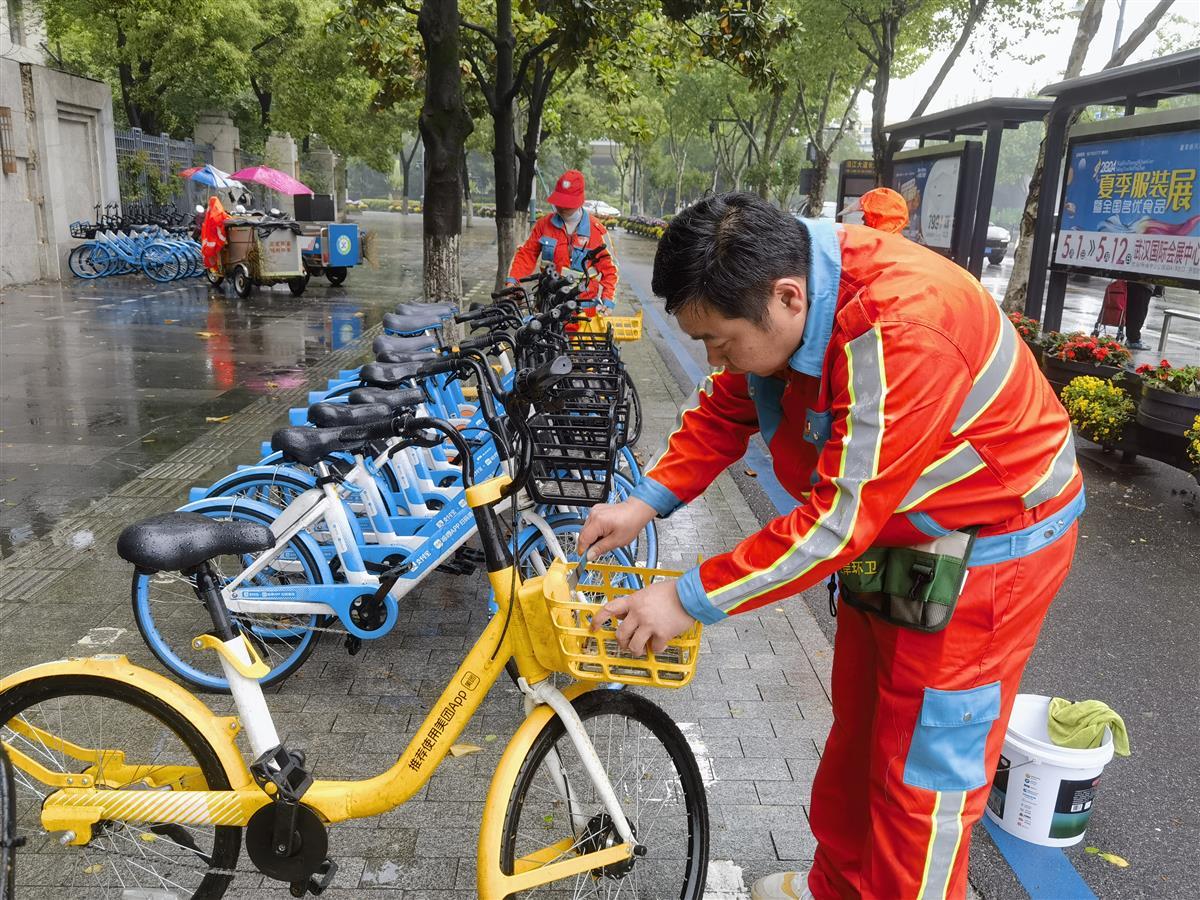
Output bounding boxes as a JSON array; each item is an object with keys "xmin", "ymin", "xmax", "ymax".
[
  {"xmin": 458, "ymin": 334, "xmax": 497, "ymax": 352},
  {"xmin": 454, "ymin": 306, "xmax": 502, "ymax": 324},
  {"xmin": 513, "ymin": 355, "xmax": 573, "ymax": 402},
  {"xmin": 416, "ymin": 357, "xmax": 462, "ymax": 378}
]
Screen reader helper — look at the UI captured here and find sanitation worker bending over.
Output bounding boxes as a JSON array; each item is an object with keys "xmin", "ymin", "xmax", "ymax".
[{"xmin": 582, "ymin": 193, "xmax": 1083, "ymax": 900}]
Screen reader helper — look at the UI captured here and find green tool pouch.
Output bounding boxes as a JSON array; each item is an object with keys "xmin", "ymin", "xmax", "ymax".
[{"xmin": 837, "ymin": 529, "xmax": 979, "ymax": 633}]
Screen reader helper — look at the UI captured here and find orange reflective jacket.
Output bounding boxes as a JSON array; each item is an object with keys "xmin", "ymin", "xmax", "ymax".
[
  {"xmin": 630, "ymin": 219, "xmax": 1082, "ymax": 622},
  {"xmin": 507, "ymin": 210, "xmax": 618, "ymax": 306}
]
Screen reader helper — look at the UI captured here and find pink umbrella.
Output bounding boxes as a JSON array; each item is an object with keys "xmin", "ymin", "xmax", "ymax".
[{"xmin": 230, "ymin": 165, "xmax": 313, "ymax": 196}]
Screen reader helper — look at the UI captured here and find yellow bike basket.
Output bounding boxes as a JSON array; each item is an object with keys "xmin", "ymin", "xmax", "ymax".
[
  {"xmin": 531, "ymin": 561, "xmax": 702, "ymax": 688},
  {"xmin": 605, "ymin": 310, "xmax": 643, "ymax": 342}
]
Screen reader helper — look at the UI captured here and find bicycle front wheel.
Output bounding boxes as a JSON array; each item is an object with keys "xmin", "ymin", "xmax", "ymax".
[
  {"xmin": 0, "ymin": 675, "xmax": 240, "ymax": 899},
  {"xmin": 497, "ymin": 689, "xmax": 708, "ymax": 899}
]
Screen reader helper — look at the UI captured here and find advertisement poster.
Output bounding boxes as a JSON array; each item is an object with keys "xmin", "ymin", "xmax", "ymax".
[
  {"xmin": 893, "ymin": 153, "xmax": 963, "ymax": 252},
  {"xmin": 837, "ymin": 159, "xmax": 876, "ymax": 225},
  {"xmin": 1055, "ymin": 127, "xmax": 1200, "ymax": 285}
]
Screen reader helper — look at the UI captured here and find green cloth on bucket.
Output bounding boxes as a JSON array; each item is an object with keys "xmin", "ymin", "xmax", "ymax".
[{"xmin": 1047, "ymin": 698, "xmax": 1130, "ymax": 757}]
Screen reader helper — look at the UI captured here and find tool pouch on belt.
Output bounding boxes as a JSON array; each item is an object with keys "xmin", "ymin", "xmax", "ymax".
[{"xmin": 837, "ymin": 529, "xmax": 979, "ymax": 633}]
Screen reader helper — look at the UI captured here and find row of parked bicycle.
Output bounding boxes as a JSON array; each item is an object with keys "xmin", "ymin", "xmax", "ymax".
[
  {"xmin": 68, "ymin": 225, "xmax": 204, "ymax": 283},
  {"xmin": 131, "ymin": 257, "xmax": 646, "ymax": 690},
  {"xmin": 0, "ymin": 250, "xmax": 712, "ymax": 900},
  {"xmin": 69, "ymin": 201, "xmax": 193, "ymax": 239}
]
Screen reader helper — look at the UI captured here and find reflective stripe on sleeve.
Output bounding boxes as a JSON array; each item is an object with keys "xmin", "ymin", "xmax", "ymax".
[
  {"xmin": 709, "ymin": 327, "xmax": 887, "ymax": 614},
  {"xmin": 648, "ymin": 367, "xmax": 723, "ymax": 470},
  {"xmin": 952, "ymin": 311, "xmax": 1018, "ymax": 436},
  {"xmin": 897, "ymin": 442, "xmax": 986, "ymax": 513},
  {"xmin": 1022, "ymin": 428, "xmax": 1078, "ymax": 509}
]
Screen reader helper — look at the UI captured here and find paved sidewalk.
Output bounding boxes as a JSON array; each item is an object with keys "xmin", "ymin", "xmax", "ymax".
[{"xmin": 0, "ymin": 273, "xmax": 839, "ymax": 898}]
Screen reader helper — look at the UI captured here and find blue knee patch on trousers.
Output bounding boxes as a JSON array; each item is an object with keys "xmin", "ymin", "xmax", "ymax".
[{"xmin": 903, "ymin": 682, "xmax": 1001, "ymax": 792}]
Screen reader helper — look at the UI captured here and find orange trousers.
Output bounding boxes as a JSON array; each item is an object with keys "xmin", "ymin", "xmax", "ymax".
[{"xmin": 807, "ymin": 525, "xmax": 1078, "ymax": 899}]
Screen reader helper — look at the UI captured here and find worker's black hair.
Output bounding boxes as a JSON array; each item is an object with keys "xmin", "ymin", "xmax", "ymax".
[{"xmin": 652, "ymin": 192, "xmax": 811, "ymax": 326}]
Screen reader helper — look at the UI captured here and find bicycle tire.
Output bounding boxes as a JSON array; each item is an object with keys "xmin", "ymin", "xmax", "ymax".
[
  {"xmin": 0, "ymin": 674, "xmax": 240, "ymax": 899},
  {"xmin": 67, "ymin": 244, "xmax": 100, "ymax": 279},
  {"xmin": 0, "ymin": 742, "xmax": 14, "ymax": 900},
  {"xmin": 623, "ymin": 370, "xmax": 643, "ymax": 447},
  {"xmin": 131, "ymin": 503, "xmax": 324, "ymax": 693},
  {"xmin": 496, "ymin": 689, "xmax": 708, "ymax": 899}
]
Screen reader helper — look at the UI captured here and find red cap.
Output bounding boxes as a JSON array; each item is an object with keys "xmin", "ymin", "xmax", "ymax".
[{"xmin": 547, "ymin": 170, "xmax": 586, "ymax": 208}]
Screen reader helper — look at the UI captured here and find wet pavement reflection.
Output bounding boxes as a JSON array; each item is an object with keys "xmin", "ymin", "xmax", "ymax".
[{"xmin": 0, "ymin": 213, "xmax": 497, "ymax": 556}]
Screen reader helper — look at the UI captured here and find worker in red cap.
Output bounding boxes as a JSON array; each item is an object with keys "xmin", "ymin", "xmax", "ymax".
[{"xmin": 507, "ymin": 169, "xmax": 618, "ymax": 312}]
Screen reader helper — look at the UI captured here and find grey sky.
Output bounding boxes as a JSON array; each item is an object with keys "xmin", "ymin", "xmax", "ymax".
[{"xmin": 873, "ymin": 0, "xmax": 1200, "ymax": 125}]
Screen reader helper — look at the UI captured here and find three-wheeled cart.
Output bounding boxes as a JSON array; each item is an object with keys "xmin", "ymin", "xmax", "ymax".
[
  {"xmin": 300, "ymin": 222, "xmax": 362, "ymax": 286},
  {"xmin": 207, "ymin": 220, "xmax": 308, "ymax": 297}
]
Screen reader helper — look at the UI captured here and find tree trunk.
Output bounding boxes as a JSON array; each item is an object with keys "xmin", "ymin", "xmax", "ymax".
[
  {"xmin": 1002, "ymin": 0, "xmax": 1104, "ymax": 313},
  {"xmin": 869, "ymin": 16, "xmax": 898, "ymax": 185},
  {"xmin": 418, "ymin": 0, "xmax": 473, "ymax": 305},
  {"xmin": 807, "ymin": 152, "xmax": 831, "ymax": 215},
  {"xmin": 674, "ymin": 146, "xmax": 688, "ymax": 212},
  {"xmin": 401, "ymin": 162, "xmax": 411, "ymax": 215},
  {"xmin": 514, "ymin": 59, "xmax": 553, "ymax": 226},
  {"xmin": 490, "ymin": 0, "xmax": 519, "ymax": 288},
  {"xmin": 462, "ymin": 150, "xmax": 474, "ymax": 227}
]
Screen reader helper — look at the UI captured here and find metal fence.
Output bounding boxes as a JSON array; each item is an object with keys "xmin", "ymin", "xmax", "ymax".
[{"xmin": 114, "ymin": 128, "xmax": 214, "ymax": 216}]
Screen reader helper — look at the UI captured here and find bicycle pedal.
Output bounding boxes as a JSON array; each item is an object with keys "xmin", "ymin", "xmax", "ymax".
[
  {"xmin": 436, "ymin": 560, "xmax": 474, "ymax": 576},
  {"xmin": 290, "ymin": 858, "xmax": 338, "ymax": 897},
  {"xmin": 344, "ymin": 634, "xmax": 363, "ymax": 656},
  {"xmin": 455, "ymin": 547, "xmax": 486, "ymax": 563}
]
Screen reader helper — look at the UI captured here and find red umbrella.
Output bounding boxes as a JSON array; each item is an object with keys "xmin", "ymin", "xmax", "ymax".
[
  {"xmin": 230, "ymin": 165, "xmax": 313, "ymax": 196},
  {"xmin": 177, "ymin": 166, "xmax": 202, "ymax": 178}
]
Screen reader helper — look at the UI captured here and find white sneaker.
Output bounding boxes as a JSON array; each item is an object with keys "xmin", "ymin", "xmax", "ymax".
[{"xmin": 750, "ymin": 870, "xmax": 814, "ymax": 900}]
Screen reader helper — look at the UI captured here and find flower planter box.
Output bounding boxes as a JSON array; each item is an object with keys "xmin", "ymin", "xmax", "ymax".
[
  {"xmin": 1136, "ymin": 387, "xmax": 1200, "ymax": 436},
  {"xmin": 1041, "ymin": 355, "xmax": 1123, "ymax": 399},
  {"xmin": 1021, "ymin": 339, "xmax": 1043, "ymax": 368}
]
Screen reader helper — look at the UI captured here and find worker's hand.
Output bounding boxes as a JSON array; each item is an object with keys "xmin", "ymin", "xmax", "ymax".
[
  {"xmin": 579, "ymin": 498, "xmax": 656, "ymax": 559},
  {"xmin": 590, "ymin": 578, "xmax": 695, "ymax": 656}
]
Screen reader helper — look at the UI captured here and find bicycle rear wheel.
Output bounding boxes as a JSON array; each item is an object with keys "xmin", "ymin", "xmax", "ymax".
[
  {"xmin": 496, "ymin": 689, "xmax": 708, "ymax": 899},
  {"xmin": 131, "ymin": 503, "xmax": 325, "ymax": 693},
  {"xmin": 0, "ymin": 741, "xmax": 14, "ymax": 900},
  {"xmin": 0, "ymin": 675, "xmax": 240, "ymax": 899}
]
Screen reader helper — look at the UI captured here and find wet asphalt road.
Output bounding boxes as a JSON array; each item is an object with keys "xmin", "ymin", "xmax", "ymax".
[
  {"xmin": 0, "ymin": 213, "xmax": 496, "ymax": 557},
  {"xmin": 611, "ymin": 229, "xmax": 1200, "ymax": 900}
]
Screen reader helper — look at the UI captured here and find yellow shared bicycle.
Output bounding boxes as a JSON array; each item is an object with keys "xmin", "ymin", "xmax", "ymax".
[{"xmin": 0, "ymin": 367, "xmax": 708, "ymax": 899}]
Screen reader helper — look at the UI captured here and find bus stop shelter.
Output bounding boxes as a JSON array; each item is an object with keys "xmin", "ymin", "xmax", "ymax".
[
  {"xmin": 886, "ymin": 98, "xmax": 1052, "ymax": 277},
  {"xmin": 1024, "ymin": 48, "xmax": 1200, "ymax": 330}
]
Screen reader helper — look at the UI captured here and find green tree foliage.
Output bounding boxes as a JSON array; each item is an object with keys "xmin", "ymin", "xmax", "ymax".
[{"xmin": 42, "ymin": 0, "xmax": 256, "ymax": 135}]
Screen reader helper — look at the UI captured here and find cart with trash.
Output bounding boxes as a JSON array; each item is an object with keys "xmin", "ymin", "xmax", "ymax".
[{"xmin": 208, "ymin": 219, "xmax": 308, "ymax": 298}]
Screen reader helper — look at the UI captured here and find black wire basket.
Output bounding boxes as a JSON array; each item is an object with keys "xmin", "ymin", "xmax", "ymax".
[{"xmin": 526, "ymin": 405, "xmax": 619, "ymax": 506}]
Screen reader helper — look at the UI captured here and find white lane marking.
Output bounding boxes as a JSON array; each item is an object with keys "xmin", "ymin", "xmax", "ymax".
[
  {"xmin": 44, "ymin": 315, "xmax": 63, "ymax": 321},
  {"xmin": 7, "ymin": 322, "xmax": 30, "ymax": 329},
  {"xmin": 678, "ymin": 722, "xmax": 717, "ymax": 786},
  {"xmin": 76, "ymin": 627, "xmax": 127, "ymax": 646},
  {"xmin": 704, "ymin": 860, "xmax": 751, "ymax": 899},
  {"xmin": 121, "ymin": 298, "xmax": 139, "ymax": 303}
]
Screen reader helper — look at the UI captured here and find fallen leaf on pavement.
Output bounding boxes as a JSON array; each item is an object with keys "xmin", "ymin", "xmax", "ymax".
[
  {"xmin": 195, "ymin": 331, "xmax": 215, "ymax": 338},
  {"xmin": 743, "ymin": 468, "xmax": 757, "ymax": 477},
  {"xmin": 205, "ymin": 415, "xmax": 232, "ymax": 423},
  {"xmin": 449, "ymin": 743, "xmax": 481, "ymax": 757}
]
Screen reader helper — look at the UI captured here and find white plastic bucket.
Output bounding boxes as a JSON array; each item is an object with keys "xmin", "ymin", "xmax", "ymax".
[{"xmin": 985, "ymin": 693, "xmax": 1115, "ymax": 847}]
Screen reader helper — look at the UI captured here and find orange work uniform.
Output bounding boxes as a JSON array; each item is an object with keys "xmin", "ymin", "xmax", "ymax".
[
  {"xmin": 631, "ymin": 217, "xmax": 1083, "ymax": 898},
  {"xmin": 507, "ymin": 210, "xmax": 618, "ymax": 309}
]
